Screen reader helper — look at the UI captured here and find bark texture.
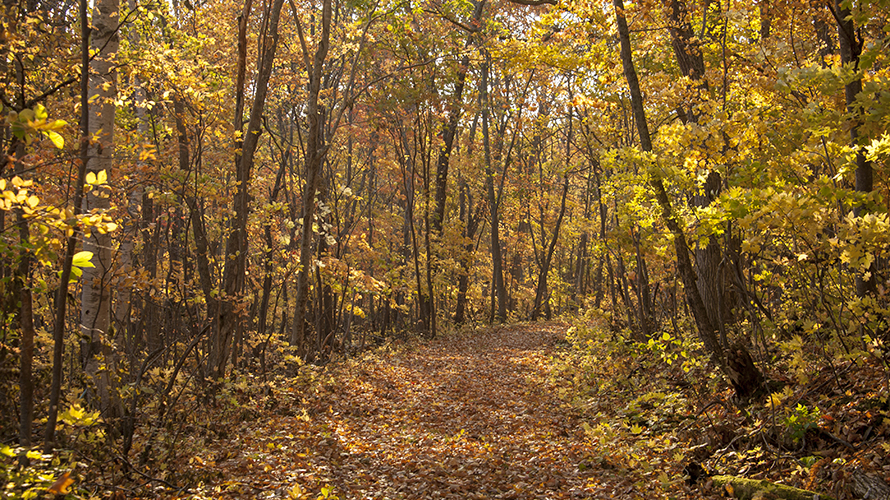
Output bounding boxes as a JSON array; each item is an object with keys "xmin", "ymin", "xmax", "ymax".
[{"xmin": 81, "ymin": 0, "xmax": 118, "ymax": 415}]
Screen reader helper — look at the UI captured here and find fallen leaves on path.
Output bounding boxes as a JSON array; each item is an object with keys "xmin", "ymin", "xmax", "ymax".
[
  {"xmin": 173, "ymin": 321, "xmax": 890, "ymax": 500},
  {"xmin": 190, "ymin": 323, "xmax": 700, "ymax": 499}
]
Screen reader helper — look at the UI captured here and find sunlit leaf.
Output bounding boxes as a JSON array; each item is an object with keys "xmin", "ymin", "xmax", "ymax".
[{"xmin": 72, "ymin": 251, "xmax": 95, "ymax": 269}]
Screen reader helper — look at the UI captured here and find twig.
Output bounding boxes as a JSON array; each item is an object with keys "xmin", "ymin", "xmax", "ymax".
[{"xmin": 118, "ymin": 453, "xmax": 185, "ymax": 493}]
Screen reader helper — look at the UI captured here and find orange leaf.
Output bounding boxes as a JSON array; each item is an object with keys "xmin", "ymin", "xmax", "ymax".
[{"xmin": 47, "ymin": 471, "xmax": 74, "ymax": 495}]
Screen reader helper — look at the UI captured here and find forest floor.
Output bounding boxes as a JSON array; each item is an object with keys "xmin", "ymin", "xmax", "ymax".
[
  {"xmin": 172, "ymin": 322, "xmax": 889, "ymax": 500},
  {"xmin": 182, "ymin": 323, "xmax": 715, "ymax": 500}
]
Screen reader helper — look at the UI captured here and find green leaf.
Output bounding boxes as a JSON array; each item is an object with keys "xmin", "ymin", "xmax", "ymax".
[{"xmin": 58, "ymin": 266, "xmax": 83, "ymax": 283}]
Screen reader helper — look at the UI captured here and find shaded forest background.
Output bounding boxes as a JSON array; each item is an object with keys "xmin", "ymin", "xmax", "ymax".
[{"xmin": 1, "ymin": 0, "xmax": 889, "ymax": 496}]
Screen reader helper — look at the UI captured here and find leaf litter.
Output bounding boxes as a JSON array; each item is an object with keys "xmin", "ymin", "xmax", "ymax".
[{"xmin": 181, "ymin": 322, "xmax": 888, "ymax": 500}]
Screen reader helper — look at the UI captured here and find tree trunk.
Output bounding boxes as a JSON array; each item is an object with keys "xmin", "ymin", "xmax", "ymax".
[
  {"xmin": 693, "ymin": 170, "xmax": 729, "ymax": 347},
  {"xmin": 17, "ymin": 242, "xmax": 35, "ymax": 453},
  {"xmin": 454, "ymin": 172, "xmax": 483, "ymax": 324},
  {"xmin": 631, "ymin": 227, "xmax": 654, "ymax": 337},
  {"xmin": 81, "ymin": 0, "xmax": 118, "ymax": 417},
  {"xmin": 431, "ymin": 0, "xmax": 486, "ymax": 234},
  {"xmin": 11, "ymin": 141, "xmax": 35, "ymax": 454},
  {"xmin": 480, "ymin": 52, "xmax": 507, "ymax": 322},
  {"xmin": 216, "ymin": 0, "xmax": 283, "ymax": 376},
  {"xmin": 834, "ymin": 0, "xmax": 875, "ymax": 297},
  {"xmin": 44, "ymin": 0, "xmax": 91, "ymax": 450},
  {"xmin": 666, "ymin": 0, "xmax": 731, "ymax": 347},
  {"xmin": 613, "ymin": 0, "xmax": 763, "ymax": 399},
  {"xmin": 171, "ymin": 96, "xmax": 217, "ymax": 324},
  {"xmin": 422, "ymin": 151, "xmax": 436, "ymax": 337},
  {"xmin": 531, "ymin": 176, "xmax": 569, "ymax": 320},
  {"xmin": 291, "ymin": 0, "xmax": 333, "ymax": 355},
  {"xmin": 116, "ymin": 2, "xmax": 150, "ymax": 373},
  {"xmin": 258, "ymin": 150, "xmax": 289, "ymax": 337}
]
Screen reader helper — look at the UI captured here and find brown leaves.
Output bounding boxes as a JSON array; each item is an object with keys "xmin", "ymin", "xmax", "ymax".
[
  {"xmin": 196, "ymin": 323, "xmax": 621, "ymax": 498},
  {"xmin": 191, "ymin": 322, "xmax": 890, "ymax": 500}
]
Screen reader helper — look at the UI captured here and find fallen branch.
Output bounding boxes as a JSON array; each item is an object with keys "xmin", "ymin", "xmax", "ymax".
[{"xmin": 851, "ymin": 468, "xmax": 890, "ymax": 500}]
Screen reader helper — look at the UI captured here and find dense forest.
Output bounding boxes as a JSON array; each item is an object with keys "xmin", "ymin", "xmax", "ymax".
[{"xmin": 1, "ymin": 0, "xmax": 889, "ymax": 497}]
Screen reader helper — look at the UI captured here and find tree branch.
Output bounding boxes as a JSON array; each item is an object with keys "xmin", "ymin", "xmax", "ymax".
[{"xmin": 506, "ymin": 0, "xmax": 556, "ymax": 6}]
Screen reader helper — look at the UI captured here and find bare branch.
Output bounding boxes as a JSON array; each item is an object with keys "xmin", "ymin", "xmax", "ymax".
[{"xmin": 506, "ymin": 0, "xmax": 556, "ymax": 6}]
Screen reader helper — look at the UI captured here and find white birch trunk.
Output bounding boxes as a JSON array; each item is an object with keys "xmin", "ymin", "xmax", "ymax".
[{"xmin": 81, "ymin": 0, "xmax": 118, "ymax": 415}]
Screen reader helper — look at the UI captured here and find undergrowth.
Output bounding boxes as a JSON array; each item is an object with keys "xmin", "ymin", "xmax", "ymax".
[
  {"xmin": 0, "ymin": 329, "xmax": 426, "ymax": 500},
  {"xmin": 550, "ymin": 309, "xmax": 890, "ymax": 499}
]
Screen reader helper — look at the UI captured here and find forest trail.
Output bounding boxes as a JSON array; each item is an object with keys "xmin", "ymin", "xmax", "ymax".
[{"xmin": 197, "ymin": 323, "xmax": 633, "ymax": 499}]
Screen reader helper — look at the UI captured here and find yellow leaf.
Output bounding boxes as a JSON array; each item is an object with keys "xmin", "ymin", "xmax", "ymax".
[
  {"xmin": 34, "ymin": 104, "xmax": 47, "ymax": 120},
  {"xmin": 289, "ymin": 484, "xmax": 304, "ymax": 499},
  {"xmin": 85, "ymin": 171, "xmax": 96, "ymax": 185},
  {"xmin": 72, "ymin": 251, "xmax": 95, "ymax": 268},
  {"xmin": 27, "ymin": 195, "xmax": 39, "ymax": 208},
  {"xmin": 69, "ymin": 405, "xmax": 84, "ymax": 419},
  {"xmin": 46, "ymin": 130, "xmax": 64, "ymax": 148}
]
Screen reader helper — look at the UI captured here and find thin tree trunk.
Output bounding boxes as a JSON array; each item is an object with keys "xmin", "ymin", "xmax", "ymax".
[
  {"xmin": 531, "ymin": 95, "xmax": 573, "ymax": 321},
  {"xmin": 531, "ymin": 176, "xmax": 569, "ymax": 320},
  {"xmin": 423, "ymin": 159, "xmax": 436, "ymax": 337},
  {"xmin": 171, "ymin": 96, "xmax": 217, "ymax": 321},
  {"xmin": 17, "ymin": 246, "xmax": 35, "ymax": 453},
  {"xmin": 631, "ymin": 227, "xmax": 654, "ymax": 337},
  {"xmin": 454, "ymin": 173, "xmax": 483, "ymax": 324},
  {"xmin": 291, "ymin": 0, "xmax": 333, "ymax": 354},
  {"xmin": 480, "ymin": 52, "xmax": 507, "ymax": 322},
  {"xmin": 114, "ymin": 65, "xmax": 147, "ymax": 452},
  {"xmin": 12, "ymin": 140, "xmax": 35, "ymax": 456},
  {"xmin": 216, "ymin": 0, "xmax": 284, "ymax": 376},
  {"xmin": 44, "ymin": 0, "xmax": 91, "ymax": 450},
  {"xmin": 258, "ymin": 150, "xmax": 289, "ymax": 336}
]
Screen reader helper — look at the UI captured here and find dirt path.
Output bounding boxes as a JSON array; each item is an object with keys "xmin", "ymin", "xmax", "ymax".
[{"xmin": 199, "ymin": 324, "xmax": 619, "ymax": 499}]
